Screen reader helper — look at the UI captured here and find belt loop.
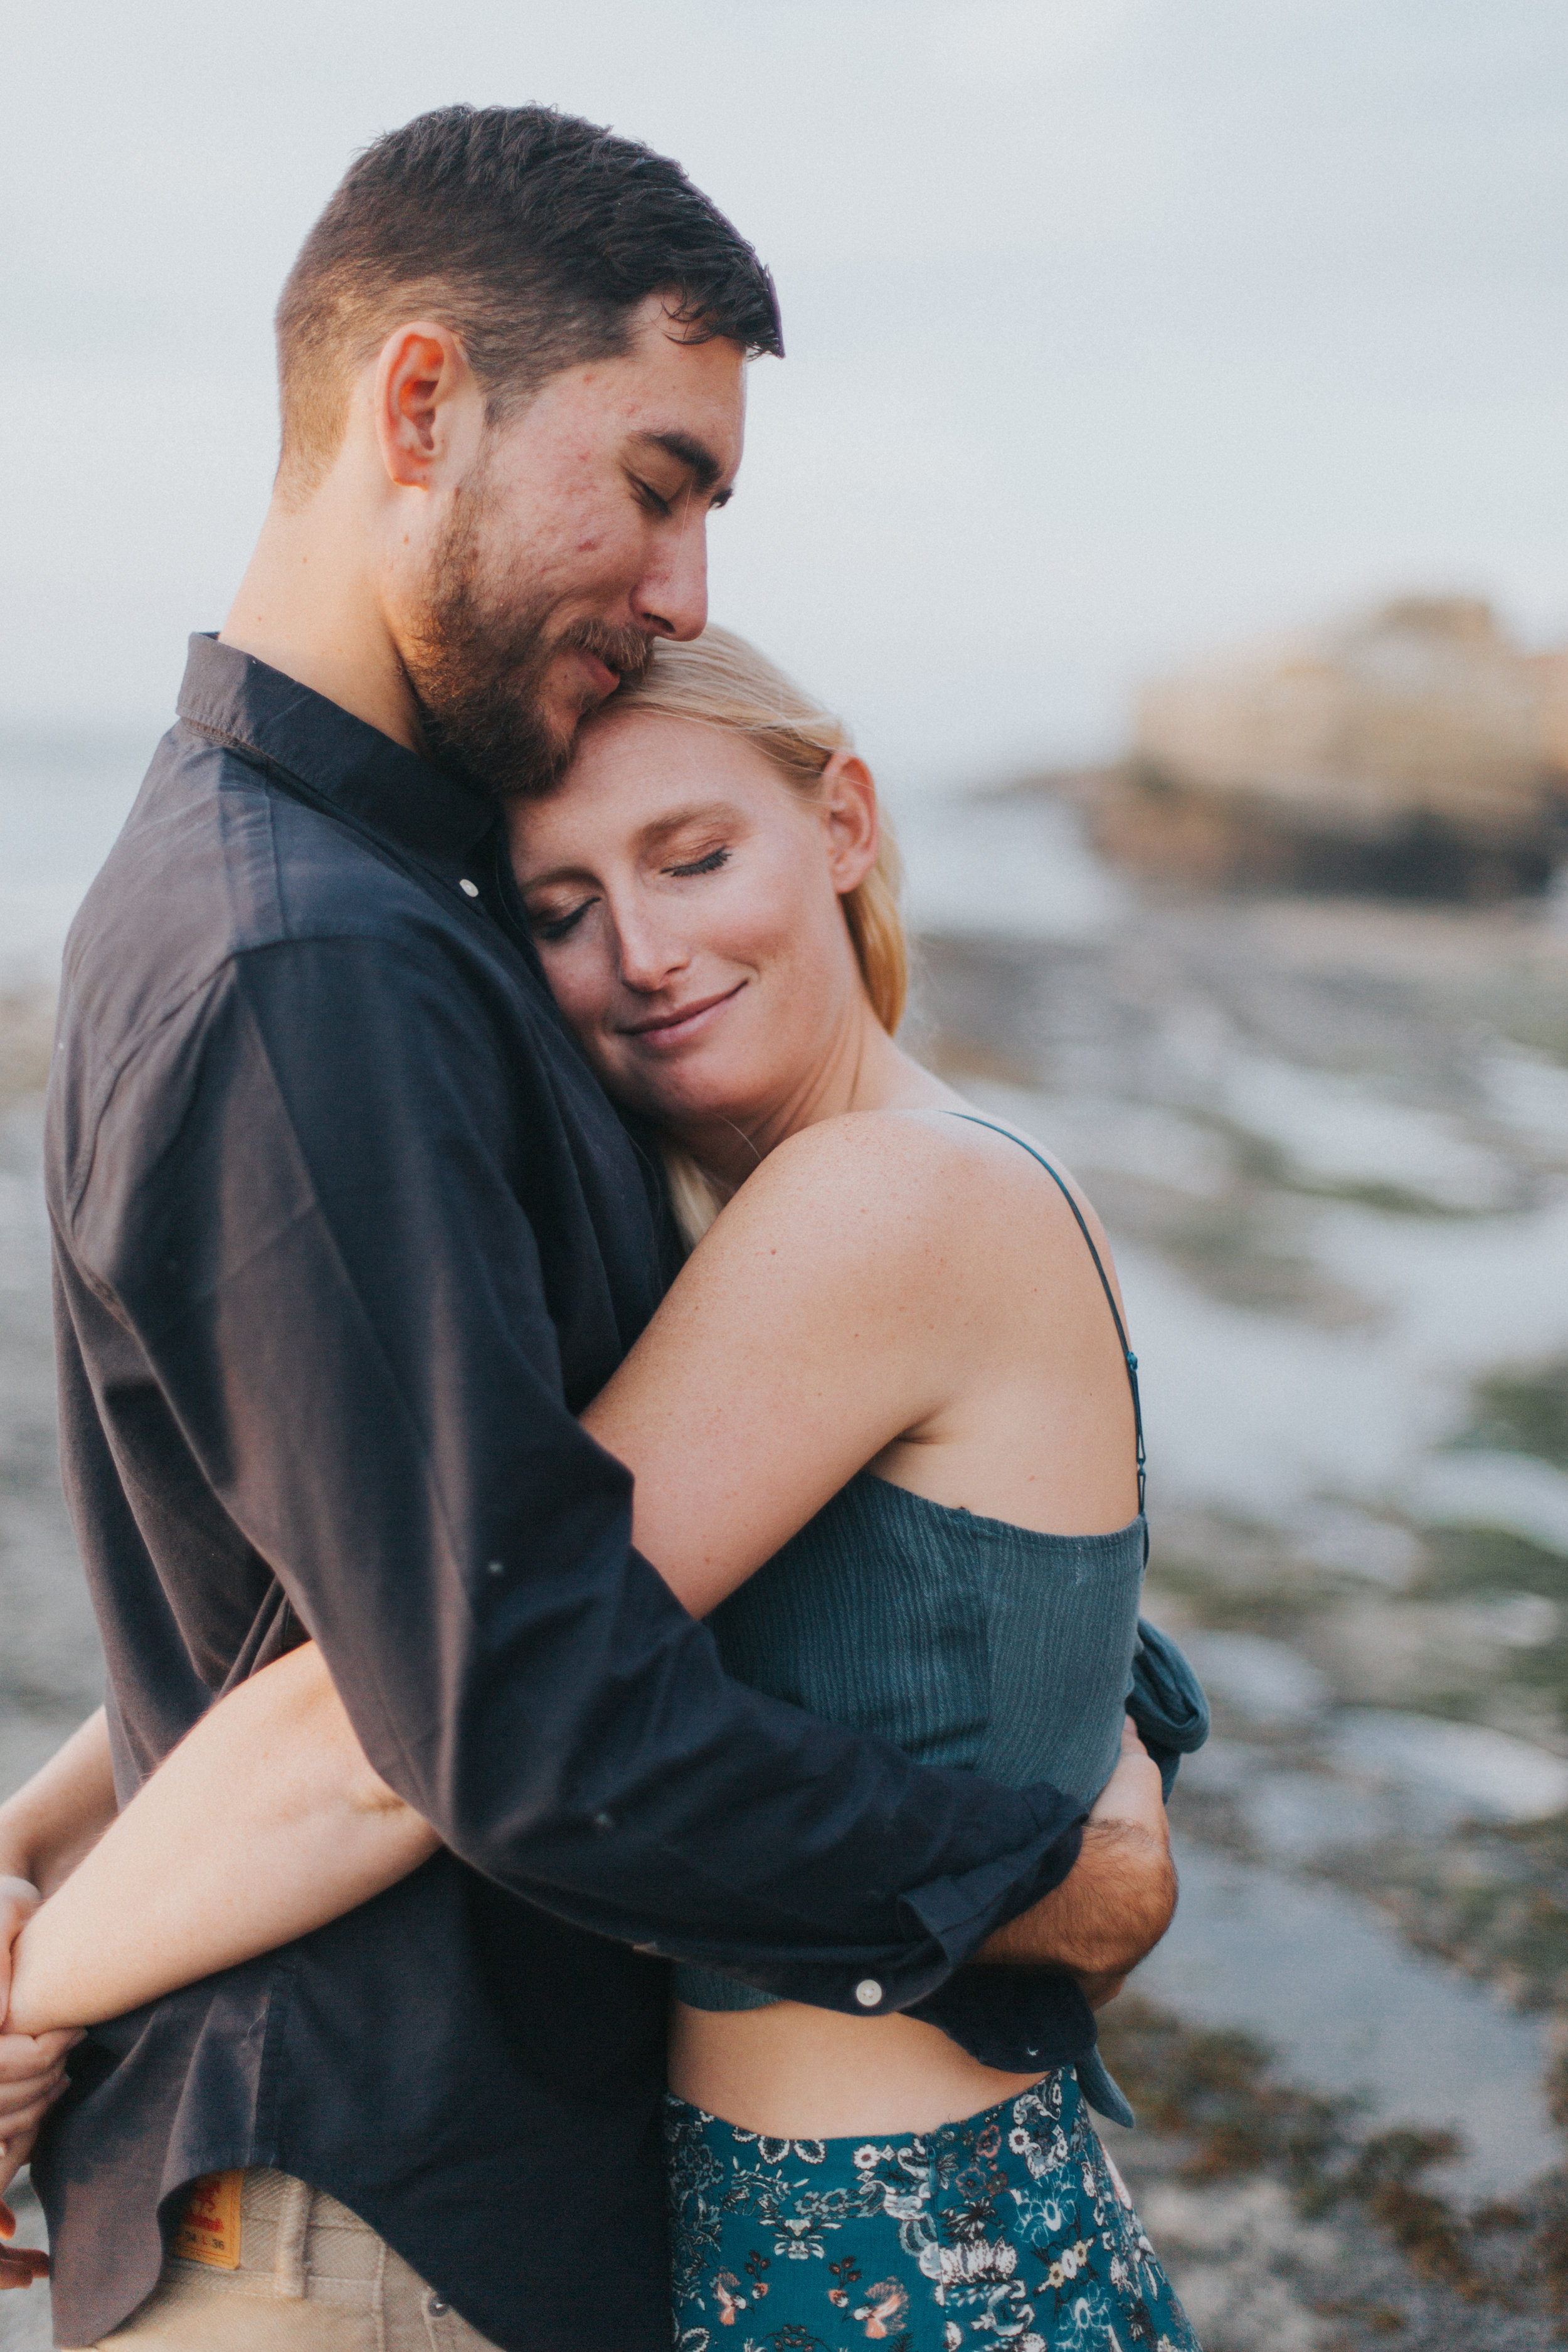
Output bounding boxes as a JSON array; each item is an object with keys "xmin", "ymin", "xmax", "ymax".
[{"xmin": 273, "ymin": 2173, "xmax": 313, "ymax": 2299}]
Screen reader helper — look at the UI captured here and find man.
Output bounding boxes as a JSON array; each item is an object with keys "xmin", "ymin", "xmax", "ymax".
[{"xmin": 0, "ymin": 104, "xmax": 1173, "ymax": 2350}]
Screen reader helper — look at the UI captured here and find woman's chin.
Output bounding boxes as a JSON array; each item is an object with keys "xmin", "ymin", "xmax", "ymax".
[{"xmin": 606, "ymin": 1054, "xmax": 752, "ymax": 1140}]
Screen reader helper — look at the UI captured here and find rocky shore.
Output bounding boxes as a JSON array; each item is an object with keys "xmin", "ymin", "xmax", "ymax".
[{"xmin": 1057, "ymin": 598, "xmax": 1568, "ymax": 903}]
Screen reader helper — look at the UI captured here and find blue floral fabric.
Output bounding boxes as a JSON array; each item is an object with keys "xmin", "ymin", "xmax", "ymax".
[{"xmin": 664, "ymin": 2068, "xmax": 1200, "ymax": 2351}]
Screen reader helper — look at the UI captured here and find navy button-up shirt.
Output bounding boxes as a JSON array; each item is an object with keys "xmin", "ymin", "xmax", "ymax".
[{"xmin": 36, "ymin": 635, "xmax": 1092, "ymax": 2352}]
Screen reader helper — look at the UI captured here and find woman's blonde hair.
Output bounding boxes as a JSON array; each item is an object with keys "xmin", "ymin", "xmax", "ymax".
[{"xmin": 607, "ymin": 625, "xmax": 908, "ymax": 1246}]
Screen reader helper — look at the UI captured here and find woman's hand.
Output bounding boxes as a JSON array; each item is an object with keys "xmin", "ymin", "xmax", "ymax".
[
  {"xmin": 0, "ymin": 1876, "xmax": 78, "ymax": 2292},
  {"xmin": 0, "ymin": 2190, "xmax": 50, "ymax": 2291},
  {"xmin": 0, "ymin": 1877, "xmax": 78, "ymax": 2150}
]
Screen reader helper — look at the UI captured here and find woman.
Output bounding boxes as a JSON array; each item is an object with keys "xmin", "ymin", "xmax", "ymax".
[{"xmin": 1, "ymin": 629, "xmax": 1199, "ymax": 2348}]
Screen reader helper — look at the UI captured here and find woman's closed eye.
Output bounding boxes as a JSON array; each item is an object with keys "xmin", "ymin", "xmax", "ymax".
[
  {"xmin": 529, "ymin": 893, "xmax": 600, "ymax": 943},
  {"xmin": 664, "ymin": 847, "xmax": 730, "ymax": 879}
]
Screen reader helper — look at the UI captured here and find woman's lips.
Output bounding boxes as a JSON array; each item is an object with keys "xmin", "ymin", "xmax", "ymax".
[{"xmin": 620, "ymin": 983, "xmax": 746, "ymax": 1051}]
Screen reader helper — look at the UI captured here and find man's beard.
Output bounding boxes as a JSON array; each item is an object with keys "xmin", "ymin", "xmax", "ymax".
[{"xmin": 401, "ymin": 488, "xmax": 654, "ymax": 802}]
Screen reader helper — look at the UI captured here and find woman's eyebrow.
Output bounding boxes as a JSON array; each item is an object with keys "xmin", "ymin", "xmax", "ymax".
[{"xmin": 638, "ymin": 802, "xmax": 743, "ymax": 853}]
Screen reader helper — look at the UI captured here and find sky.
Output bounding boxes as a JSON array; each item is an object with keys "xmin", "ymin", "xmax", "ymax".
[{"xmin": 4, "ymin": 0, "xmax": 1567, "ymax": 790}]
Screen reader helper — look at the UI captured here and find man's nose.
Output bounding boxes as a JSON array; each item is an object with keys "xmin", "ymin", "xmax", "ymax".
[{"xmin": 632, "ymin": 513, "xmax": 709, "ymax": 644}]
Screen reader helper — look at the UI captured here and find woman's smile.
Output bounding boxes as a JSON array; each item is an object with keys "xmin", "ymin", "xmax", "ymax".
[{"xmin": 617, "ymin": 980, "xmax": 750, "ymax": 1051}]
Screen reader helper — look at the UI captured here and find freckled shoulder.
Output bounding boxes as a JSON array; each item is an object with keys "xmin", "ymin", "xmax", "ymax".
[{"xmin": 691, "ymin": 1106, "xmax": 1076, "ymax": 1296}]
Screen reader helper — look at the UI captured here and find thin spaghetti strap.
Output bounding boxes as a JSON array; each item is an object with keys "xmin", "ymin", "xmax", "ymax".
[{"xmin": 943, "ymin": 1111, "xmax": 1147, "ymax": 1539}]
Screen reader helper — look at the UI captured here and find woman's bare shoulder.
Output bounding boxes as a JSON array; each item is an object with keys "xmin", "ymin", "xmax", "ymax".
[
  {"xmin": 695, "ymin": 1106, "xmax": 994, "ymax": 1249},
  {"xmin": 688, "ymin": 1101, "xmax": 1099, "ymax": 1299}
]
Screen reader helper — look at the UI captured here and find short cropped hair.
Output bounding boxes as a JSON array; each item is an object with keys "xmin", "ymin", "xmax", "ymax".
[{"xmin": 274, "ymin": 103, "xmax": 783, "ymax": 502}]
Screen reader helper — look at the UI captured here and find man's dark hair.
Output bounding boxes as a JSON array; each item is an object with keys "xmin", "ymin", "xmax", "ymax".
[{"xmin": 274, "ymin": 103, "xmax": 783, "ymax": 502}]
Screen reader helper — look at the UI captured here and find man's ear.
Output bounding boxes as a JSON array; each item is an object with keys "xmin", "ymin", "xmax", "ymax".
[
  {"xmin": 371, "ymin": 323, "xmax": 474, "ymax": 490},
  {"xmin": 820, "ymin": 751, "xmax": 881, "ymax": 896}
]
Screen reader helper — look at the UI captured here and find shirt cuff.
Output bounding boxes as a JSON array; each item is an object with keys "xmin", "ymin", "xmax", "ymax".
[
  {"xmin": 662, "ymin": 1786, "xmax": 1086, "ymax": 2024},
  {"xmin": 903, "ymin": 1964, "xmax": 1096, "ymax": 2072}
]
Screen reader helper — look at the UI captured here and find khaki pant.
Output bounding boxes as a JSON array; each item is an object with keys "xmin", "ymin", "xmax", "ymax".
[{"xmin": 82, "ymin": 2168, "xmax": 503, "ymax": 2351}]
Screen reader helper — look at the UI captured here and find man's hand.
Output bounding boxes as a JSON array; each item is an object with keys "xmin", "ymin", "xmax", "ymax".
[
  {"xmin": 1091, "ymin": 1714, "xmax": 1170, "ymax": 1847},
  {"xmin": 1075, "ymin": 1968, "xmax": 1128, "ymax": 2011},
  {"xmin": 0, "ymin": 1875, "xmax": 79, "ymax": 2289},
  {"xmin": 977, "ymin": 1718, "xmax": 1176, "ymax": 1978}
]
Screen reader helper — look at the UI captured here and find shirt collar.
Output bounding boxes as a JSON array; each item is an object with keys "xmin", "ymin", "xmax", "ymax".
[{"xmin": 176, "ymin": 632, "xmax": 498, "ymax": 860}]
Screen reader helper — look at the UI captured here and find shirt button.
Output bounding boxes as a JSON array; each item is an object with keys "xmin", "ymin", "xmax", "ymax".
[
  {"xmin": 428, "ymin": 2295, "xmax": 449, "ymax": 2314},
  {"xmin": 854, "ymin": 1978, "xmax": 882, "ymax": 2008},
  {"xmin": 458, "ymin": 878, "xmax": 479, "ymax": 898}
]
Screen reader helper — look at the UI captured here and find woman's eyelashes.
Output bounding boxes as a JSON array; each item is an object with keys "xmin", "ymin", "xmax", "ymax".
[
  {"xmin": 664, "ymin": 847, "xmax": 730, "ymax": 879},
  {"xmin": 530, "ymin": 894, "xmax": 598, "ymax": 943}
]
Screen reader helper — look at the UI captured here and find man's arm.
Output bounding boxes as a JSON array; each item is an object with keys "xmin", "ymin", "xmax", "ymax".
[
  {"xmin": 980, "ymin": 1719, "xmax": 1175, "ymax": 1976},
  {"xmin": 60, "ymin": 933, "xmax": 1084, "ymax": 2020},
  {"xmin": 5, "ymin": 1663, "xmax": 1169, "ymax": 2038}
]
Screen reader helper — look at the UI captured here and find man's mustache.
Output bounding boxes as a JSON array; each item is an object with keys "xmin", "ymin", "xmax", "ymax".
[{"xmin": 555, "ymin": 620, "xmax": 657, "ymax": 693}]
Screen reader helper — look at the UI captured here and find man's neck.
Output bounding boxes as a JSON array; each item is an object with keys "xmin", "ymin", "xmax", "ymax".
[{"xmin": 220, "ymin": 488, "xmax": 421, "ymax": 752}]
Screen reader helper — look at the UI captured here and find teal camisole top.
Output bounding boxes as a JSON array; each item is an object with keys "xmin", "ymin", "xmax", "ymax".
[{"xmin": 674, "ymin": 1117, "xmax": 1151, "ymax": 2123}]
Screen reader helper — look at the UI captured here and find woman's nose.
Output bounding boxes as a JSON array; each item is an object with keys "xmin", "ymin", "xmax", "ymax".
[{"xmin": 614, "ymin": 908, "xmax": 691, "ymax": 993}]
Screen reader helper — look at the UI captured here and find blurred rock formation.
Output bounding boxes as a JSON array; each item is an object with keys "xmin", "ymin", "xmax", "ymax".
[{"xmin": 1072, "ymin": 598, "xmax": 1568, "ymax": 899}]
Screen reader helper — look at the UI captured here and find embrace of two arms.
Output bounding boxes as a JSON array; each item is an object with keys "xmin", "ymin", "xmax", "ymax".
[
  {"xmin": 0, "ymin": 1671, "xmax": 1170, "ymax": 2254},
  {"xmin": 0, "ymin": 1116, "xmax": 1176, "ymax": 2281}
]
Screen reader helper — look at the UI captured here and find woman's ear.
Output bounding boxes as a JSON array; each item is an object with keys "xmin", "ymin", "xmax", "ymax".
[{"xmin": 818, "ymin": 751, "xmax": 880, "ymax": 896}]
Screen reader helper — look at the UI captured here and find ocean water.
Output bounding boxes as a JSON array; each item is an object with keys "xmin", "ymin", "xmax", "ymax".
[{"xmin": 0, "ymin": 733, "xmax": 149, "ymax": 992}]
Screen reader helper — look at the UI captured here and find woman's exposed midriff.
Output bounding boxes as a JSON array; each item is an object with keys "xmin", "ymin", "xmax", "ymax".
[{"xmin": 667, "ymin": 1996, "xmax": 1049, "ymax": 2140}]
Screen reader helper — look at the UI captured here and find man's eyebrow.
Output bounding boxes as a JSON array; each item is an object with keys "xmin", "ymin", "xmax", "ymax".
[{"xmin": 632, "ymin": 428, "xmax": 732, "ymax": 502}]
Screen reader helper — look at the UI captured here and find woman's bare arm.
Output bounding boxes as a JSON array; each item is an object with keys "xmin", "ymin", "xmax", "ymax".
[
  {"xmin": 582, "ymin": 1112, "xmax": 1054, "ymax": 1614},
  {"xmin": 0, "ymin": 1711, "xmax": 118, "ymax": 1907},
  {"xmin": 5, "ymin": 1646, "xmax": 437, "ymax": 2037},
  {"xmin": 0, "ymin": 1714, "xmax": 116, "ymax": 2269},
  {"xmin": 0, "ymin": 1712, "xmax": 115, "ymax": 2139}
]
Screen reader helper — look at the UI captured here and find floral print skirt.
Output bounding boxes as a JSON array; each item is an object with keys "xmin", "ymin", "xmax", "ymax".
[{"xmin": 664, "ymin": 2068, "xmax": 1199, "ymax": 2351}]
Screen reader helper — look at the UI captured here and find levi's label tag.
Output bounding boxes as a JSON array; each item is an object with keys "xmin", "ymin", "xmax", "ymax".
[{"xmin": 172, "ymin": 2171, "xmax": 244, "ymax": 2269}]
